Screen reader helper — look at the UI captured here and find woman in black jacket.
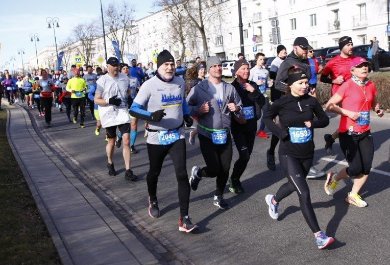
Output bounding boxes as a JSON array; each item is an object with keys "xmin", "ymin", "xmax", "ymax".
[{"xmin": 263, "ymin": 66, "xmax": 334, "ymax": 250}]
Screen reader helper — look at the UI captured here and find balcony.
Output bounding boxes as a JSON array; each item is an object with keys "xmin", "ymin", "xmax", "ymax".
[
  {"xmin": 352, "ymin": 15, "xmax": 368, "ymax": 28},
  {"xmin": 252, "ymin": 35, "xmax": 263, "ymax": 44},
  {"xmin": 328, "ymin": 20, "xmax": 340, "ymax": 32}
]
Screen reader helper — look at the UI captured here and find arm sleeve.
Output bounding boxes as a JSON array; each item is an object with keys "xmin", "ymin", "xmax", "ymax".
[
  {"xmin": 263, "ymin": 101, "xmax": 289, "ymax": 140},
  {"xmin": 186, "ymin": 85, "xmax": 200, "ymax": 117},
  {"xmin": 129, "ymin": 102, "xmax": 154, "ymax": 121},
  {"xmin": 66, "ymin": 80, "xmax": 72, "ymax": 92},
  {"xmin": 275, "ymin": 61, "xmax": 289, "ymax": 93},
  {"xmin": 88, "ymin": 85, "xmax": 96, "ymax": 101},
  {"xmin": 320, "ymin": 62, "xmax": 333, "ymax": 84},
  {"xmin": 182, "ymin": 99, "xmax": 190, "ymax": 115},
  {"xmin": 312, "ymin": 100, "xmax": 330, "ymax": 128}
]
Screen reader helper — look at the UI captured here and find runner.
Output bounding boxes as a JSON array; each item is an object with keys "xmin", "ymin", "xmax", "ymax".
[
  {"xmin": 263, "ymin": 65, "xmax": 334, "ymax": 249},
  {"xmin": 320, "ymin": 36, "xmax": 355, "ymax": 154},
  {"xmin": 324, "ymin": 57, "xmax": 384, "ymax": 207},
  {"xmin": 38, "ymin": 69, "xmax": 55, "ymax": 127},
  {"xmin": 94, "ymin": 57, "xmax": 138, "ymax": 181},
  {"xmin": 187, "ymin": 56, "xmax": 242, "ymax": 209},
  {"xmin": 129, "ymin": 50, "xmax": 197, "ymax": 232},
  {"xmin": 229, "ymin": 58, "xmax": 265, "ymax": 194},
  {"xmin": 83, "ymin": 65, "xmax": 98, "ymax": 120},
  {"xmin": 66, "ymin": 67, "xmax": 87, "ymax": 128}
]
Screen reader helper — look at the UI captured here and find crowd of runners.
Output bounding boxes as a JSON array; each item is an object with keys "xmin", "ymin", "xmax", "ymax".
[{"xmin": 0, "ymin": 35, "xmax": 385, "ymax": 250}]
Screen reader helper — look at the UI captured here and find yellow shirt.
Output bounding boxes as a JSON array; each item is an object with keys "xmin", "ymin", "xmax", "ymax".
[{"xmin": 66, "ymin": 77, "xmax": 87, "ymax": 98}]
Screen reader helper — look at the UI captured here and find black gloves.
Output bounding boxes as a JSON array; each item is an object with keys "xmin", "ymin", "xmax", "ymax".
[
  {"xmin": 184, "ymin": 114, "xmax": 193, "ymax": 127},
  {"xmin": 108, "ymin": 95, "xmax": 121, "ymax": 106},
  {"xmin": 151, "ymin": 109, "xmax": 166, "ymax": 122}
]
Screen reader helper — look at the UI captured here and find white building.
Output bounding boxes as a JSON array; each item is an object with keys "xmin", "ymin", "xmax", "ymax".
[{"xmin": 28, "ymin": 0, "xmax": 390, "ymax": 69}]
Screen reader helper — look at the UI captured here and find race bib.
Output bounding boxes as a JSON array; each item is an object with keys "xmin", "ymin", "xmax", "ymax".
[
  {"xmin": 289, "ymin": 127, "xmax": 312, "ymax": 144},
  {"xmin": 258, "ymin": 77, "xmax": 266, "ymax": 93},
  {"xmin": 75, "ymin": 91, "xmax": 84, "ymax": 97},
  {"xmin": 158, "ymin": 130, "xmax": 180, "ymax": 145},
  {"xmin": 357, "ymin": 111, "xmax": 370, "ymax": 126},
  {"xmin": 243, "ymin": 106, "xmax": 255, "ymax": 120},
  {"xmin": 211, "ymin": 130, "xmax": 227, "ymax": 145}
]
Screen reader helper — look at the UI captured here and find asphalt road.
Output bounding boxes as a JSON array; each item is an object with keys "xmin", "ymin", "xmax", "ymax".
[{"xmin": 29, "ymin": 105, "xmax": 390, "ymax": 265}]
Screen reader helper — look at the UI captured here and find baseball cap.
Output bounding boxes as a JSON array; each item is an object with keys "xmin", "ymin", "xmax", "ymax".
[
  {"xmin": 350, "ymin": 57, "xmax": 369, "ymax": 69},
  {"xmin": 107, "ymin": 57, "xmax": 120, "ymax": 66},
  {"xmin": 293, "ymin": 37, "xmax": 312, "ymax": 49}
]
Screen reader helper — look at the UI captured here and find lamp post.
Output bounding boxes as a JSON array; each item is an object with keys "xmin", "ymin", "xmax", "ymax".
[
  {"xmin": 99, "ymin": 0, "xmax": 108, "ymax": 61},
  {"xmin": 30, "ymin": 33, "xmax": 40, "ymax": 69},
  {"xmin": 18, "ymin": 49, "xmax": 25, "ymax": 74},
  {"xmin": 237, "ymin": 0, "xmax": 245, "ymax": 55},
  {"xmin": 46, "ymin": 17, "xmax": 60, "ymax": 70},
  {"xmin": 10, "ymin": 56, "xmax": 16, "ymax": 75}
]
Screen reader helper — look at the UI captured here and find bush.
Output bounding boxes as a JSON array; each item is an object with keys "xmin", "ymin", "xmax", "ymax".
[{"xmin": 316, "ymin": 71, "xmax": 390, "ymax": 110}]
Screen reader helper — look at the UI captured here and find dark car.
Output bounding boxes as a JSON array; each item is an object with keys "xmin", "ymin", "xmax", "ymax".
[
  {"xmin": 325, "ymin": 44, "xmax": 390, "ymax": 68},
  {"xmin": 313, "ymin": 46, "xmax": 339, "ymax": 65}
]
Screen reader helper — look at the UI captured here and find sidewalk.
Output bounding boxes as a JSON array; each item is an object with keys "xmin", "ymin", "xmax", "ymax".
[{"xmin": 5, "ymin": 103, "xmax": 159, "ymax": 265}]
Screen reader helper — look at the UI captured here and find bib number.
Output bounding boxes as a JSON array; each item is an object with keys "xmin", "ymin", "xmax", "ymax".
[
  {"xmin": 357, "ymin": 111, "xmax": 370, "ymax": 126},
  {"xmin": 258, "ymin": 77, "xmax": 266, "ymax": 93},
  {"xmin": 211, "ymin": 130, "xmax": 227, "ymax": 145},
  {"xmin": 158, "ymin": 130, "xmax": 180, "ymax": 145},
  {"xmin": 243, "ymin": 106, "xmax": 255, "ymax": 120},
  {"xmin": 75, "ymin": 91, "xmax": 83, "ymax": 97},
  {"xmin": 289, "ymin": 127, "xmax": 312, "ymax": 144}
]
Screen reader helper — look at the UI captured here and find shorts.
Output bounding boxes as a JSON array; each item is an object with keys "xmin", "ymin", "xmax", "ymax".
[
  {"xmin": 94, "ymin": 109, "xmax": 100, "ymax": 120},
  {"xmin": 106, "ymin": 123, "xmax": 130, "ymax": 139}
]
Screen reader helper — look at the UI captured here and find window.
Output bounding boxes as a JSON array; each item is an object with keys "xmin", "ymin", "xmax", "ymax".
[
  {"xmin": 310, "ymin": 14, "xmax": 317, "ymax": 27},
  {"xmin": 289, "ymin": 0, "xmax": 295, "ymax": 4},
  {"xmin": 358, "ymin": 3, "xmax": 367, "ymax": 20},
  {"xmin": 216, "ymin": 35, "xmax": 223, "ymax": 46},
  {"xmin": 332, "ymin": 9, "xmax": 340, "ymax": 29},
  {"xmin": 290, "ymin": 18, "xmax": 296, "ymax": 30}
]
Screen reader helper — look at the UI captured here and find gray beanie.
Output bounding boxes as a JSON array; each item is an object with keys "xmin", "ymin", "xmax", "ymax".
[{"xmin": 206, "ymin": 56, "xmax": 221, "ymax": 70}]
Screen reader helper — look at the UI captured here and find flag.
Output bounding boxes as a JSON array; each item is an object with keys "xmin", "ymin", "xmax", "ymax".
[
  {"xmin": 112, "ymin": 40, "xmax": 122, "ymax": 63},
  {"xmin": 57, "ymin": 51, "xmax": 64, "ymax": 70}
]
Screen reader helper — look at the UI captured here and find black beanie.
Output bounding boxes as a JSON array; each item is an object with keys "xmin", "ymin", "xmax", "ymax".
[
  {"xmin": 339, "ymin": 36, "xmax": 353, "ymax": 50},
  {"xmin": 157, "ymin": 50, "xmax": 174, "ymax": 69},
  {"xmin": 277, "ymin": 45, "xmax": 286, "ymax": 54}
]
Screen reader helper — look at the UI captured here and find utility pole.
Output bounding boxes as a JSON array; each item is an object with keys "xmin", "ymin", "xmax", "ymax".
[
  {"xmin": 100, "ymin": 0, "xmax": 108, "ymax": 61},
  {"xmin": 30, "ymin": 34, "xmax": 40, "ymax": 69},
  {"xmin": 18, "ymin": 49, "xmax": 25, "ymax": 74},
  {"xmin": 46, "ymin": 17, "xmax": 60, "ymax": 70}
]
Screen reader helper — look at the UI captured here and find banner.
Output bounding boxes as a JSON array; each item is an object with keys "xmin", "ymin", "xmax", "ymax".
[
  {"xmin": 112, "ymin": 40, "xmax": 122, "ymax": 62},
  {"xmin": 73, "ymin": 55, "xmax": 85, "ymax": 68},
  {"xmin": 57, "ymin": 51, "xmax": 64, "ymax": 70}
]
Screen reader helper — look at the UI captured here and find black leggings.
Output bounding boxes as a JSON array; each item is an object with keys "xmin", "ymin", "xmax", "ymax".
[
  {"xmin": 198, "ymin": 133, "xmax": 232, "ymax": 196},
  {"xmin": 339, "ymin": 131, "xmax": 374, "ymax": 177},
  {"xmin": 274, "ymin": 154, "xmax": 320, "ymax": 233},
  {"xmin": 62, "ymin": 97, "xmax": 72, "ymax": 119},
  {"xmin": 231, "ymin": 125, "xmax": 256, "ymax": 182},
  {"xmin": 40, "ymin": 97, "xmax": 52, "ymax": 123},
  {"xmin": 34, "ymin": 97, "xmax": 42, "ymax": 113},
  {"xmin": 146, "ymin": 139, "xmax": 190, "ymax": 217},
  {"xmin": 71, "ymin": 98, "xmax": 86, "ymax": 123}
]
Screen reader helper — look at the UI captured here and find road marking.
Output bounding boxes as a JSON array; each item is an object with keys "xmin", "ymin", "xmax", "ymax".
[{"xmin": 321, "ymin": 157, "xmax": 390, "ymax": 177}]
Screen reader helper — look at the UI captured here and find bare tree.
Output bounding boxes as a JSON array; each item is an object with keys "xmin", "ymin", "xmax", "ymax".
[
  {"xmin": 104, "ymin": 1, "xmax": 136, "ymax": 62},
  {"xmin": 155, "ymin": 0, "xmax": 188, "ymax": 61},
  {"xmin": 72, "ymin": 22, "xmax": 99, "ymax": 66}
]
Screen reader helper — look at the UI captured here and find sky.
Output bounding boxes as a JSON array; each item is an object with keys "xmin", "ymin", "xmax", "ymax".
[{"xmin": 0, "ymin": 0, "xmax": 157, "ymax": 71}]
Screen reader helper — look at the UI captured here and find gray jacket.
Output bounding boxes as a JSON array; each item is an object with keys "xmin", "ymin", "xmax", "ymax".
[{"xmin": 186, "ymin": 79, "xmax": 242, "ymax": 139}]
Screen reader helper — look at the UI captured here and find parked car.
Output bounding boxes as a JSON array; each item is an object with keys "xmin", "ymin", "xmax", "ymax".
[
  {"xmin": 222, "ymin": 61, "xmax": 235, "ymax": 77},
  {"xmin": 313, "ymin": 46, "xmax": 339, "ymax": 65},
  {"xmin": 325, "ymin": 44, "xmax": 390, "ymax": 68}
]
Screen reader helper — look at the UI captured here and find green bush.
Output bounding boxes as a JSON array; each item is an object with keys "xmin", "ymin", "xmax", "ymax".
[{"xmin": 316, "ymin": 71, "xmax": 390, "ymax": 110}]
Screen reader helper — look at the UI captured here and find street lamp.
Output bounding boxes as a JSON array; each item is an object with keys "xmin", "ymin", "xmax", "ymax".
[
  {"xmin": 237, "ymin": 0, "xmax": 245, "ymax": 55},
  {"xmin": 18, "ymin": 49, "xmax": 25, "ymax": 74},
  {"xmin": 10, "ymin": 56, "xmax": 16, "ymax": 75},
  {"xmin": 30, "ymin": 33, "xmax": 40, "ymax": 68},
  {"xmin": 46, "ymin": 17, "xmax": 60, "ymax": 70}
]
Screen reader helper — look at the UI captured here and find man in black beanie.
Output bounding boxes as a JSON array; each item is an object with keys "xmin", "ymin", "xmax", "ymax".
[
  {"xmin": 320, "ymin": 36, "xmax": 355, "ymax": 155},
  {"xmin": 129, "ymin": 49, "xmax": 198, "ymax": 233}
]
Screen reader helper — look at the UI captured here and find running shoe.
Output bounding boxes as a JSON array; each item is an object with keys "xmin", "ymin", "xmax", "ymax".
[
  {"xmin": 72, "ymin": 117, "xmax": 77, "ymax": 124},
  {"xmin": 130, "ymin": 145, "xmax": 138, "ymax": 154},
  {"xmin": 265, "ymin": 194, "xmax": 279, "ymax": 220},
  {"xmin": 115, "ymin": 136, "xmax": 122, "ymax": 148},
  {"xmin": 229, "ymin": 179, "xmax": 244, "ymax": 194},
  {"xmin": 266, "ymin": 150, "xmax": 276, "ymax": 171},
  {"xmin": 345, "ymin": 192, "xmax": 368, "ymax": 207},
  {"xmin": 189, "ymin": 166, "xmax": 201, "ymax": 191},
  {"xmin": 324, "ymin": 134, "xmax": 335, "ymax": 155},
  {"xmin": 107, "ymin": 163, "xmax": 117, "ymax": 176},
  {"xmin": 324, "ymin": 172, "xmax": 339, "ymax": 196},
  {"xmin": 256, "ymin": 130, "xmax": 269, "ymax": 139},
  {"xmin": 125, "ymin": 169, "xmax": 138, "ymax": 181},
  {"xmin": 213, "ymin": 195, "xmax": 228, "ymax": 210},
  {"xmin": 178, "ymin": 216, "xmax": 198, "ymax": 233},
  {"xmin": 80, "ymin": 124, "xmax": 85, "ymax": 128},
  {"xmin": 148, "ymin": 199, "xmax": 160, "ymax": 218},
  {"xmin": 306, "ymin": 166, "xmax": 326, "ymax": 179},
  {"xmin": 189, "ymin": 130, "xmax": 196, "ymax": 145},
  {"xmin": 315, "ymin": 231, "xmax": 335, "ymax": 250},
  {"xmin": 95, "ymin": 128, "xmax": 100, "ymax": 136}
]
